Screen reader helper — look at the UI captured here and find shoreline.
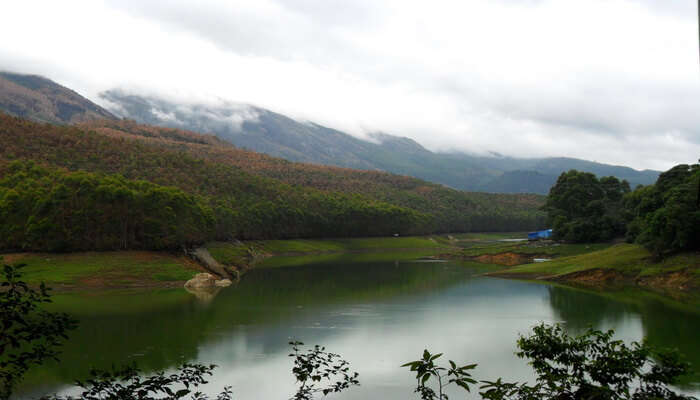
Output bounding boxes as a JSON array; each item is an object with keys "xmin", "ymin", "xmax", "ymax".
[{"xmin": 2, "ymin": 235, "xmax": 698, "ymax": 299}]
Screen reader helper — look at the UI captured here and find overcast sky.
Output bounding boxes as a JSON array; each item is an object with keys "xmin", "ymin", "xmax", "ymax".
[{"xmin": 1, "ymin": 0, "xmax": 698, "ymax": 170}]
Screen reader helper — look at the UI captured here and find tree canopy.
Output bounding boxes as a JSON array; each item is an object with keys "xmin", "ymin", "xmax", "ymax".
[
  {"xmin": 544, "ymin": 170, "xmax": 629, "ymax": 242},
  {"xmin": 544, "ymin": 163, "xmax": 700, "ymax": 257},
  {"xmin": 624, "ymin": 163, "xmax": 700, "ymax": 257}
]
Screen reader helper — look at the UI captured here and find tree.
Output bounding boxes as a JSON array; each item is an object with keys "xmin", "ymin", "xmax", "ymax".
[
  {"xmin": 288, "ymin": 341, "xmax": 360, "ymax": 400},
  {"xmin": 49, "ymin": 364, "xmax": 232, "ymax": 400},
  {"xmin": 0, "ymin": 264, "xmax": 77, "ymax": 400},
  {"xmin": 544, "ymin": 170, "xmax": 629, "ymax": 242},
  {"xmin": 406, "ymin": 323, "xmax": 696, "ymax": 400},
  {"xmin": 402, "ymin": 350, "xmax": 477, "ymax": 399},
  {"xmin": 624, "ymin": 163, "xmax": 700, "ymax": 257}
]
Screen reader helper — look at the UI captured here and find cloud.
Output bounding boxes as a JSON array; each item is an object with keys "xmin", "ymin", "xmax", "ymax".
[{"xmin": 0, "ymin": 0, "xmax": 698, "ymax": 170}]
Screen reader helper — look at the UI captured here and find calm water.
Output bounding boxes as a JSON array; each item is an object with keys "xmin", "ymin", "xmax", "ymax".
[{"xmin": 17, "ymin": 255, "xmax": 700, "ymax": 399}]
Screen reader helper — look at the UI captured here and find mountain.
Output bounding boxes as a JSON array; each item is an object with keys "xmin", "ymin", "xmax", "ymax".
[
  {"xmin": 0, "ymin": 73, "xmax": 659, "ymax": 194},
  {"xmin": 0, "ymin": 71, "xmax": 116, "ymax": 124},
  {"xmin": 100, "ymin": 91, "xmax": 659, "ymax": 194}
]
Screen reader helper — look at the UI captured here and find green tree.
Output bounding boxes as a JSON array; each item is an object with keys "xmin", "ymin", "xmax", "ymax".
[
  {"xmin": 624, "ymin": 163, "xmax": 700, "ymax": 257},
  {"xmin": 406, "ymin": 324, "xmax": 695, "ymax": 400},
  {"xmin": 0, "ymin": 264, "xmax": 77, "ymax": 400},
  {"xmin": 544, "ymin": 170, "xmax": 629, "ymax": 242}
]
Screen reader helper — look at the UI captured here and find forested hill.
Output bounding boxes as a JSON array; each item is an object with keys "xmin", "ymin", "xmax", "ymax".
[
  {"xmin": 0, "ymin": 113, "xmax": 546, "ymax": 252},
  {"xmin": 100, "ymin": 90, "xmax": 659, "ymax": 194},
  {"xmin": 0, "ymin": 71, "xmax": 116, "ymax": 124}
]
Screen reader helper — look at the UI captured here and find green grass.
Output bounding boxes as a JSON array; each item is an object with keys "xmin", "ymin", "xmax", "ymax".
[
  {"xmin": 449, "ymin": 232, "xmax": 527, "ymax": 241},
  {"xmin": 1, "ymin": 252, "xmax": 201, "ymax": 286},
  {"xmin": 257, "ymin": 249, "xmax": 448, "ymax": 268},
  {"xmin": 255, "ymin": 236, "xmax": 448, "ymax": 253},
  {"xmin": 206, "ymin": 242, "xmax": 252, "ymax": 266},
  {"xmin": 459, "ymin": 240, "xmax": 611, "ymax": 257},
  {"xmin": 206, "ymin": 235, "xmax": 454, "ymax": 267},
  {"xmin": 502, "ymin": 244, "xmax": 700, "ymax": 280}
]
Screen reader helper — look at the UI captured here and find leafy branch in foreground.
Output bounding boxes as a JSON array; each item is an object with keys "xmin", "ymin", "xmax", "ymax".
[
  {"xmin": 45, "ymin": 364, "xmax": 232, "ymax": 400},
  {"xmin": 289, "ymin": 341, "xmax": 360, "ymax": 400},
  {"xmin": 0, "ymin": 264, "xmax": 77, "ymax": 400},
  {"xmin": 402, "ymin": 350, "xmax": 477, "ymax": 400},
  {"xmin": 405, "ymin": 323, "xmax": 696, "ymax": 400},
  {"xmin": 42, "ymin": 341, "xmax": 362, "ymax": 400}
]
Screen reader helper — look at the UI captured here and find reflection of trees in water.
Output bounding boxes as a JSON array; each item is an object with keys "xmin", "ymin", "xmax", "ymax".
[
  {"xmin": 547, "ymin": 286, "xmax": 633, "ymax": 331},
  {"xmin": 548, "ymin": 285, "xmax": 700, "ymax": 388},
  {"xmin": 18, "ymin": 260, "xmax": 470, "ymax": 396},
  {"xmin": 638, "ymin": 302, "xmax": 700, "ymax": 386}
]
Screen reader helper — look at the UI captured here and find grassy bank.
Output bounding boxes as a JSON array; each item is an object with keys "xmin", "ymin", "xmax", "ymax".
[
  {"xmin": 205, "ymin": 235, "xmax": 455, "ymax": 268},
  {"xmin": 491, "ymin": 244, "xmax": 700, "ymax": 290},
  {"xmin": 0, "ymin": 252, "xmax": 204, "ymax": 289},
  {"xmin": 0, "ymin": 235, "xmax": 460, "ymax": 289}
]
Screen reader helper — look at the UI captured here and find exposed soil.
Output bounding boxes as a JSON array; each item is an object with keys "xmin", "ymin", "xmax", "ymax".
[
  {"xmin": 472, "ymin": 252, "xmax": 534, "ymax": 266},
  {"xmin": 636, "ymin": 270, "xmax": 698, "ymax": 292},
  {"xmin": 549, "ymin": 269, "xmax": 629, "ymax": 287},
  {"xmin": 1, "ymin": 253, "xmax": 29, "ymax": 264},
  {"xmin": 494, "ymin": 267, "xmax": 698, "ymax": 293},
  {"xmin": 48, "ymin": 279, "xmax": 190, "ymax": 292}
]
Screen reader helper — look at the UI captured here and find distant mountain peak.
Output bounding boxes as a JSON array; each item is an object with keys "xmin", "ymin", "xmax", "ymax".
[{"xmin": 0, "ymin": 71, "xmax": 116, "ymax": 124}]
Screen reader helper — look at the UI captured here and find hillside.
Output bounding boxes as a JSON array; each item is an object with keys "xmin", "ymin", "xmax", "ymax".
[
  {"xmin": 0, "ymin": 113, "xmax": 546, "ymax": 252},
  {"xmin": 100, "ymin": 90, "xmax": 658, "ymax": 194},
  {"xmin": 0, "ymin": 71, "xmax": 116, "ymax": 124}
]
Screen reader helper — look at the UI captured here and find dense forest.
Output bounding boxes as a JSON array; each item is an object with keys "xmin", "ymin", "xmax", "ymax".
[
  {"xmin": 0, "ymin": 113, "xmax": 546, "ymax": 251},
  {"xmin": 544, "ymin": 164, "xmax": 700, "ymax": 257}
]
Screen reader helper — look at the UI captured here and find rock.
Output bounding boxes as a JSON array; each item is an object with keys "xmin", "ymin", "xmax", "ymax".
[
  {"xmin": 184, "ymin": 273, "xmax": 217, "ymax": 289},
  {"xmin": 184, "ymin": 285, "xmax": 221, "ymax": 303},
  {"xmin": 215, "ymin": 279, "xmax": 233, "ymax": 287}
]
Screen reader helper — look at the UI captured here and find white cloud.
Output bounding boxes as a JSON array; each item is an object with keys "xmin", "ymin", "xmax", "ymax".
[{"xmin": 0, "ymin": 0, "xmax": 698, "ymax": 170}]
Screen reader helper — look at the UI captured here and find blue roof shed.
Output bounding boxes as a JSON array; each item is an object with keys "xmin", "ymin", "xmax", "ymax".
[{"xmin": 528, "ymin": 229, "xmax": 553, "ymax": 240}]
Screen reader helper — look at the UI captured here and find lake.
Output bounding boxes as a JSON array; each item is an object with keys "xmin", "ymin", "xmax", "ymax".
[{"xmin": 16, "ymin": 253, "xmax": 700, "ymax": 399}]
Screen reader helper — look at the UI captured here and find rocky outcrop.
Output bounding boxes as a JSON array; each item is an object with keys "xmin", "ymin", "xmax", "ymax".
[
  {"xmin": 184, "ymin": 272, "xmax": 234, "ymax": 289},
  {"xmin": 184, "ymin": 273, "xmax": 218, "ymax": 289},
  {"xmin": 215, "ymin": 278, "xmax": 233, "ymax": 287}
]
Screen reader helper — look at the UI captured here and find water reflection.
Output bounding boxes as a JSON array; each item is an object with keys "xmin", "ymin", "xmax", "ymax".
[
  {"xmin": 548, "ymin": 285, "xmax": 700, "ymax": 386},
  {"xmin": 17, "ymin": 257, "xmax": 699, "ymax": 399}
]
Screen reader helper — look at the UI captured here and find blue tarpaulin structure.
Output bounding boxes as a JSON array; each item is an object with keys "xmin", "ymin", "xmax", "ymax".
[{"xmin": 528, "ymin": 229, "xmax": 553, "ymax": 240}]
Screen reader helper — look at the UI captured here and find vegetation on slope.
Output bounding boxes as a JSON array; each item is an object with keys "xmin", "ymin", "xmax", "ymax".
[
  {"xmin": 82, "ymin": 119, "xmax": 546, "ymax": 232},
  {"xmin": 0, "ymin": 112, "xmax": 546, "ymax": 252}
]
